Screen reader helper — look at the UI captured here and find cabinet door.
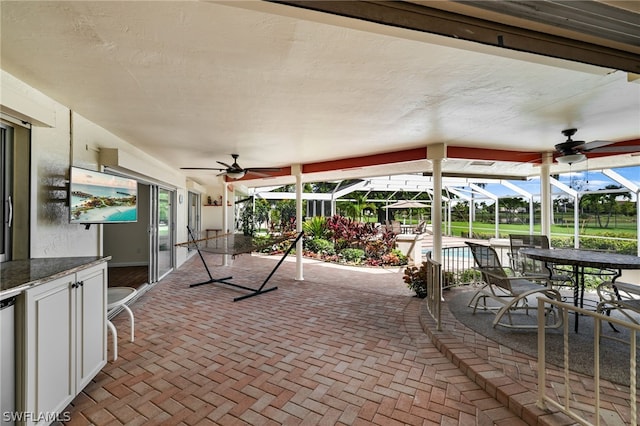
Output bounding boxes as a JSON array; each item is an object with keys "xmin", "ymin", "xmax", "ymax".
[
  {"xmin": 22, "ymin": 275, "xmax": 75, "ymax": 423},
  {"xmin": 75, "ymin": 264, "xmax": 107, "ymax": 390}
]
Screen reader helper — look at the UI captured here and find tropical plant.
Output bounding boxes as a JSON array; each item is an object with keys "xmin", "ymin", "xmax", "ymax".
[
  {"xmin": 254, "ymin": 198, "xmax": 271, "ymax": 231},
  {"xmin": 338, "ymin": 192, "xmax": 377, "ymax": 221},
  {"xmin": 274, "ymin": 199, "xmax": 297, "ymax": 232},
  {"xmin": 239, "ymin": 204, "xmax": 256, "ymax": 236},
  {"xmin": 303, "ymin": 216, "xmax": 329, "ymax": 239},
  {"xmin": 403, "ymin": 262, "xmax": 429, "ymax": 298},
  {"xmin": 379, "ymin": 249, "xmax": 408, "ymax": 266}
]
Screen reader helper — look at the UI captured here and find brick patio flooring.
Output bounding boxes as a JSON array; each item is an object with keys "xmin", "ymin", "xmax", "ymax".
[{"xmin": 63, "ymin": 252, "xmax": 634, "ymax": 425}]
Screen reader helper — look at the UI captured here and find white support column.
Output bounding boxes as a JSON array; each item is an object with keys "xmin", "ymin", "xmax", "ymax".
[
  {"xmin": 293, "ymin": 164, "xmax": 304, "ymax": 281},
  {"xmin": 222, "ymin": 182, "xmax": 230, "ymax": 266},
  {"xmin": 469, "ymin": 194, "xmax": 474, "ymax": 237},
  {"xmin": 494, "ymin": 199, "xmax": 499, "ymax": 238},
  {"xmin": 427, "ymin": 144, "xmax": 446, "ymax": 263},
  {"xmin": 540, "ymin": 153, "xmax": 552, "ymax": 238},
  {"xmin": 529, "ymin": 200, "xmax": 534, "ymax": 234},
  {"xmin": 574, "ymin": 193, "xmax": 580, "ymax": 248}
]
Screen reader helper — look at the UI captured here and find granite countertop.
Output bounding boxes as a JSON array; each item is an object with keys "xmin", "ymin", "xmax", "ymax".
[{"xmin": 0, "ymin": 256, "xmax": 111, "ymax": 299}]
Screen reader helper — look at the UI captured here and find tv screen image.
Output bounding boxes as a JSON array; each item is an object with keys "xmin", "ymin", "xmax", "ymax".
[{"xmin": 70, "ymin": 167, "xmax": 138, "ymax": 223}]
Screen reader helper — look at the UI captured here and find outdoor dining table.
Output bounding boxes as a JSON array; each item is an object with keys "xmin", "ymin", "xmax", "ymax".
[{"xmin": 520, "ymin": 248, "xmax": 640, "ymax": 332}]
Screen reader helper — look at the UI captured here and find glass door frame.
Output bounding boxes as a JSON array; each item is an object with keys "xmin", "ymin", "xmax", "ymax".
[
  {"xmin": 187, "ymin": 191, "xmax": 201, "ymax": 250},
  {"xmin": 149, "ymin": 184, "xmax": 175, "ymax": 282},
  {"xmin": 0, "ymin": 124, "xmax": 13, "ymax": 263}
]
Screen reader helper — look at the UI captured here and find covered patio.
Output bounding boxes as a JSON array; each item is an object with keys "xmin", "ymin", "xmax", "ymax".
[{"xmin": 65, "ymin": 250, "xmax": 633, "ymax": 425}]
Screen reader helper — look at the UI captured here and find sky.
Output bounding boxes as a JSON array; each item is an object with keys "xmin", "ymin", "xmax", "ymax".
[{"xmin": 481, "ymin": 165, "xmax": 639, "ymax": 200}]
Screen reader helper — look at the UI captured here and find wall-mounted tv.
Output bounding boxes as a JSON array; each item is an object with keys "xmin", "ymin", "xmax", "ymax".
[{"xmin": 69, "ymin": 166, "xmax": 138, "ymax": 224}]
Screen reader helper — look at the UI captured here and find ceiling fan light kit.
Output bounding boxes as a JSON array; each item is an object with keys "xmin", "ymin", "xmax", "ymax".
[
  {"xmin": 226, "ymin": 170, "xmax": 246, "ymax": 179},
  {"xmin": 552, "ymin": 128, "xmax": 640, "ymax": 165},
  {"xmin": 556, "ymin": 152, "xmax": 586, "ymax": 164},
  {"xmin": 180, "ymin": 153, "xmax": 281, "ymax": 180}
]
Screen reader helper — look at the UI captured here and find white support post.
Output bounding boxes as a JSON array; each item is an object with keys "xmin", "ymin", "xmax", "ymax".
[
  {"xmin": 427, "ymin": 144, "xmax": 445, "ymax": 263},
  {"xmin": 540, "ymin": 153, "xmax": 552, "ymax": 238},
  {"xmin": 222, "ymin": 183, "xmax": 230, "ymax": 266},
  {"xmin": 293, "ymin": 164, "xmax": 304, "ymax": 281}
]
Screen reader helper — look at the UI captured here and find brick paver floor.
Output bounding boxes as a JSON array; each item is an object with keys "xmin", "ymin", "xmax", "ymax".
[{"xmin": 63, "ymin": 252, "xmax": 633, "ymax": 425}]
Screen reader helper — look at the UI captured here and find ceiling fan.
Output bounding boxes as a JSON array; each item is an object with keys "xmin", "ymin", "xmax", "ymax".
[
  {"xmin": 554, "ymin": 128, "xmax": 640, "ymax": 164},
  {"xmin": 181, "ymin": 154, "xmax": 282, "ymax": 179}
]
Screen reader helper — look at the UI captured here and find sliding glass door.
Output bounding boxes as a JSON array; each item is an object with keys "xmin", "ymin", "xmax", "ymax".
[
  {"xmin": 0, "ymin": 124, "xmax": 12, "ymax": 262},
  {"xmin": 149, "ymin": 185, "xmax": 175, "ymax": 282}
]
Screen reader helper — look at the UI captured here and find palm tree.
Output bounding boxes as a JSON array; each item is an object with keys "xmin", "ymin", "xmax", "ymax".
[{"xmin": 340, "ymin": 193, "xmax": 377, "ymax": 222}]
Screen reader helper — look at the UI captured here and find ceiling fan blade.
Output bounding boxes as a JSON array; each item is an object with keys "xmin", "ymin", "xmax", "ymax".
[
  {"xmin": 245, "ymin": 170, "xmax": 271, "ymax": 178},
  {"xmin": 217, "ymin": 161, "xmax": 232, "ymax": 168},
  {"xmin": 581, "ymin": 140, "xmax": 614, "ymax": 151},
  {"xmin": 180, "ymin": 167, "xmax": 225, "ymax": 171},
  {"xmin": 245, "ymin": 167, "xmax": 282, "ymax": 172},
  {"xmin": 585, "ymin": 145, "xmax": 640, "ymax": 153}
]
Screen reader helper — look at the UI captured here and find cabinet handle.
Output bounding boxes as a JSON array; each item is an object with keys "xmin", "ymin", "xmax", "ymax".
[
  {"xmin": 79, "ymin": 281, "xmax": 84, "ymax": 287},
  {"xmin": 6, "ymin": 195, "xmax": 12, "ymax": 227},
  {"xmin": 71, "ymin": 282, "xmax": 77, "ymax": 289}
]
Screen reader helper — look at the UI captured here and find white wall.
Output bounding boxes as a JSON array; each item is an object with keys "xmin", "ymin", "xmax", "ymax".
[
  {"xmin": 1, "ymin": 70, "xmax": 197, "ymax": 267},
  {"xmin": 103, "ymin": 184, "xmax": 150, "ymax": 267}
]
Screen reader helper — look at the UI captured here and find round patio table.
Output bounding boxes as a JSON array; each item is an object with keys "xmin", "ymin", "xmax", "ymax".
[{"xmin": 520, "ymin": 248, "xmax": 640, "ymax": 332}]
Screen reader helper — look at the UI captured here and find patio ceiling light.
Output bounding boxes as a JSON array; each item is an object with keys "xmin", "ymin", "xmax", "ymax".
[
  {"xmin": 556, "ymin": 153, "xmax": 586, "ymax": 165},
  {"xmin": 226, "ymin": 170, "xmax": 246, "ymax": 179}
]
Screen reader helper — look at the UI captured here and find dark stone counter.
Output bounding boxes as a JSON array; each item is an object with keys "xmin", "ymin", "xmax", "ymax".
[{"xmin": 0, "ymin": 256, "xmax": 111, "ymax": 299}]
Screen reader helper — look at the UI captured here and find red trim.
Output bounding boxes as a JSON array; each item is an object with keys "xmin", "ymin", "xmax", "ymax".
[
  {"xmin": 303, "ymin": 148, "xmax": 426, "ymax": 173},
  {"xmin": 583, "ymin": 139, "xmax": 640, "ymax": 159},
  {"xmin": 448, "ymin": 147, "xmax": 542, "ymax": 164},
  {"xmin": 225, "ymin": 139, "xmax": 638, "ymax": 181}
]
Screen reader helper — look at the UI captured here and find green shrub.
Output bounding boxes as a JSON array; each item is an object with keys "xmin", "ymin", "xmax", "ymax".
[
  {"xmin": 305, "ymin": 238, "xmax": 336, "ymax": 255},
  {"xmin": 459, "ymin": 268, "xmax": 482, "ymax": 285},
  {"xmin": 339, "ymin": 248, "xmax": 365, "ymax": 264}
]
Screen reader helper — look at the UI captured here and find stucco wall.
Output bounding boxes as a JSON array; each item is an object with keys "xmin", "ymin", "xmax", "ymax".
[{"xmin": 1, "ymin": 70, "xmax": 195, "ymax": 268}]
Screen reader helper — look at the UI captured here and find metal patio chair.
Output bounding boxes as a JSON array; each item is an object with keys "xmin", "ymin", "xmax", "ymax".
[
  {"xmin": 508, "ymin": 234, "xmax": 574, "ymax": 293},
  {"xmin": 466, "ymin": 242, "xmax": 563, "ymax": 329}
]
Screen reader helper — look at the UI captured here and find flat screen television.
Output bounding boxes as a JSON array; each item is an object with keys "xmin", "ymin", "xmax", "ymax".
[{"xmin": 69, "ymin": 166, "xmax": 138, "ymax": 224}]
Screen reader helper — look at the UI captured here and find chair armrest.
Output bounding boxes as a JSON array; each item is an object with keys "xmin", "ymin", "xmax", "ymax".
[
  {"xmin": 480, "ymin": 268, "xmax": 547, "ymax": 286},
  {"xmin": 597, "ymin": 281, "xmax": 640, "ymax": 303}
]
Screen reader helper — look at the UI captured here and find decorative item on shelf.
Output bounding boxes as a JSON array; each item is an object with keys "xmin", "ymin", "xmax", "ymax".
[
  {"xmin": 219, "ymin": 195, "xmax": 223, "ymax": 205},
  {"xmin": 207, "ymin": 196, "xmax": 212, "ymax": 205}
]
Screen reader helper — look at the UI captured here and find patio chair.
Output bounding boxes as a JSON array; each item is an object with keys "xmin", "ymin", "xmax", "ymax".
[
  {"xmin": 466, "ymin": 242, "xmax": 563, "ymax": 329},
  {"xmin": 596, "ymin": 281, "xmax": 640, "ymax": 343},
  {"xmin": 508, "ymin": 234, "xmax": 574, "ymax": 292}
]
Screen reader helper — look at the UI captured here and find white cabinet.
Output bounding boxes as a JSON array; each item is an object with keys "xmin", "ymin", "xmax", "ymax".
[{"xmin": 17, "ymin": 263, "xmax": 107, "ymax": 426}]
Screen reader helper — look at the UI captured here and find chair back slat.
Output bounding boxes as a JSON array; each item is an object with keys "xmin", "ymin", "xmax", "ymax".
[
  {"xmin": 509, "ymin": 234, "xmax": 550, "ymax": 275},
  {"xmin": 466, "ymin": 242, "xmax": 512, "ymax": 290}
]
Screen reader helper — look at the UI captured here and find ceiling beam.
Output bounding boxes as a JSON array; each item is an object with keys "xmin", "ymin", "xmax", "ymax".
[{"xmin": 272, "ymin": 1, "xmax": 640, "ymax": 73}]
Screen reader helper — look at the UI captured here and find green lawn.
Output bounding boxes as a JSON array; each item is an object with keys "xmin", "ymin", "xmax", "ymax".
[{"xmin": 449, "ymin": 220, "xmax": 637, "ymax": 238}]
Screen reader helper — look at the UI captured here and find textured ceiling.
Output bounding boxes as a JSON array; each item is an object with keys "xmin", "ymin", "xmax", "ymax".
[{"xmin": 1, "ymin": 1, "xmax": 638, "ymax": 188}]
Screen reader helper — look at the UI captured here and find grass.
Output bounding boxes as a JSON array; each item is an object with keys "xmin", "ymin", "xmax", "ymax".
[{"xmin": 449, "ymin": 220, "xmax": 637, "ymax": 239}]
